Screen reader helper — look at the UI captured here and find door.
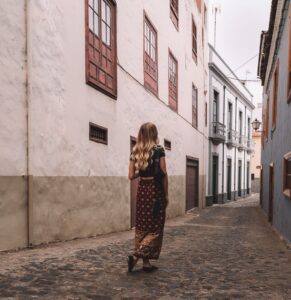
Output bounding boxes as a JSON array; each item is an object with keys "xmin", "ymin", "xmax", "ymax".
[
  {"xmin": 212, "ymin": 155, "xmax": 219, "ymax": 204},
  {"xmin": 246, "ymin": 161, "xmax": 250, "ymax": 194},
  {"xmin": 130, "ymin": 137, "xmax": 138, "ymax": 228},
  {"xmin": 186, "ymin": 158, "xmax": 199, "ymax": 211},
  {"xmin": 269, "ymin": 165, "xmax": 274, "ymax": 224},
  {"xmin": 260, "ymin": 168, "xmax": 263, "ymax": 206},
  {"xmin": 227, "ymin": 159, "xmax": 232, "ymax": 200},
  {"xmin": 238, "ymin": 160, "xmax": 242, "ymax": 197}
]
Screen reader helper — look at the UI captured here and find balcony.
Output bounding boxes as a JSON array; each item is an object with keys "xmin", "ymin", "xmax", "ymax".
[
  {"xmin": 226, "ymin": 129, "xmax": 238, "ymax": 149},
  {"xmin": 210, "ymin": 122, "xmax": 226, "ymax": 145},
  {"xmin": 237, "ymin": 135, "xmax": 246, "ymax": 151},
  {"xmin": 246, "ymin": 139, "xmax": 255, "ymax": 154}
]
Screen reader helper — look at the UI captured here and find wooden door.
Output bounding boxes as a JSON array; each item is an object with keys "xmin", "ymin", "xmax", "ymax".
[
  {"xmin": 186, "ymin": 158, "xmax": 199, "ymax": 211},
  {"xmin": 269, "ymin": 165, "xmax": 274, "ymax": 224},
  {"xmin": 247, "ymin": 161, "xmax": 250, "ymax": 194},
  {"xmin": 260, "ymin": 168, "xmax": 263, "ymax": 206},
  {"xmin": 238, "ymin": 160, "xmax": 242, "ymax": 197},
  {"xmin": 227, "ymin": 159, "xmax": 232, "ymax": 200},
  {"xmin": 130, "ymin": 137, "xmax": 138, "ymax": 228},
  {"xmin": 212, "ymin": 155, "xmax": 218, "ymax": 204}
]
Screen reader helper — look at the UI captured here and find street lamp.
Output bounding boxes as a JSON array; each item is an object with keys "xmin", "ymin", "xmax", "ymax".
[{"xmin": 251, "ymin": 118, "xmax": 264, "ymax": 132}]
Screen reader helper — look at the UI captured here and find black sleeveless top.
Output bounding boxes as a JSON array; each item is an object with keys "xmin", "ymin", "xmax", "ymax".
[{"xmin": 130, "ymin": 145, "xmax": 165, "ymax": 177}]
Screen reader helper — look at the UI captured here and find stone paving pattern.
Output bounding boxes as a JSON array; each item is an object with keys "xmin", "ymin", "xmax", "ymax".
[{"xmin": 1, "ymin": 194, "xmax": 291, "ymax": 299}]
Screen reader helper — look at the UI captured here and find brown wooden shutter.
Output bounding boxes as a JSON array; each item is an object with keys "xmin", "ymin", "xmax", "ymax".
[
  {"xmin": 170, "ymin": 0, "xmax": 179, "ymax": 29},
  {"xmin": 192, "ymin": 17, "xmax": 197, "ymax": 62},
  {"xmin": 168, "ymin": 51, "xmax": 178, "ymax": 111},
  {"xmin": 86, "ymin": 0, "xmax": 117, "ymax": 98},
  {"xmin": 144, "ymin": 15, "xmax": 158, "ymax": 95}
]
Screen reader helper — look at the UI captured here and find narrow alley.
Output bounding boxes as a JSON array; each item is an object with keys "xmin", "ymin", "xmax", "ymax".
[{"xmin": 1, "ymin": 194, "xmax": 291, "ymax": 299}]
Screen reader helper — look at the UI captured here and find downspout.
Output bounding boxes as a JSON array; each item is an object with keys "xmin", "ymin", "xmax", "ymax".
[
  {"xmin": 234, "ymin": 97, "xmax": 237, "ymax": 200},
  {"xmin": 244, "ymin": 105, "xmax": 246, "ymax": 197},
  {"xmin": 25, "ymin": 0, "xmax": 31, "ymax": 247},
  {"xmin": 222, "ymin": 86, "xmax": 226, "ymax": 202}
]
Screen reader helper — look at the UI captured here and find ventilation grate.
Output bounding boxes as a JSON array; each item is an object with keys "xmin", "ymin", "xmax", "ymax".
[{"xmin": 89, "ymin": 122, "xmax": 108, "ymax": 145}]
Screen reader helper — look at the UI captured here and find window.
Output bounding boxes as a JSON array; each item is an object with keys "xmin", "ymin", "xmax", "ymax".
[
  {"xmin": 192, "ymin": 84, "xmax": 198, "ymax": 128},
  {"xmin": 205, "ymin": 102, "xmax": 208, "ymax": 126},
  {"xmin": 89, "ymin": 122, "xmax": 108, "ymax": 144},
  {"xmin": 265, "ymin": 95, "xmax": 270, "ymax": 140},
  {"xmin": 262, "ymin": 108, "xmax": 265, "ymax": 145},
  {"xmin": 272, "ymin": 61, "xmax": 279, "ymax": 129},
  {"xmin": 283, "ymin": 152, "xmax": 291, "ymax": 198},
  {"xmin": 196, "ymin": 0, "xmax": 202, "ymax": 13},
  {"xmin": 170, "ymin": 0, "xmax": 179, "ymax": 29},
  {"xmin": 238, "ymin": 111, "xmax": 243, "ymax": 144},
  {"xmin": 213, "ymin": 90, "xmax": 219, "ymax": 123},
  {"xmin": 288, "ymin": 4, "xmax": 291, "ymax": 103},
  {"xmin": 144, "ymin": 15, "xmax": 158, "ymax": 95},
  {"xmin": 204, "ymin": 4, "xmax": 207, "ymax": 26},
  {"xmin": 192, "ymin": 17, "xmax": 197, "ymax": 62},
  {"xmin": 228, "ymin": 102, "xmax": 233, "ymax": 139},
  {"xmin": 86, "ymin": 0, "xmax": 117, "ymax": 98},
  {"xmin": 168, "ymin": 51, "xmax": 178, "ymax": 111},
  {"xmin": 164, "ymin": 139, "xmax": 172, "ymax": 150}
]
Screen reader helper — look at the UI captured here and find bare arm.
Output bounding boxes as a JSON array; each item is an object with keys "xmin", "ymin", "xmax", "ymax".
[
  {"xmin": 128, "ymin": 160, "xmax": 139, "ymax": 180},
  {"xmin": 160, "ymin": 157, "xmax": 169, "ymax": 207}
]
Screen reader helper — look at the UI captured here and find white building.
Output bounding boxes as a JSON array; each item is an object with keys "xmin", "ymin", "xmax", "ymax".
[
  {"xmin": 207, "ymin": 45, "xmax": 255, "ymax": 205},
  {"xmin": 0, "ymin": 0, "xmax": 209, "ymax": 251}
]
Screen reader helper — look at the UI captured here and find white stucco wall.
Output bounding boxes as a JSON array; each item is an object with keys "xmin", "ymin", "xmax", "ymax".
[
  {"xmin": 27, "ymin": 0, "xmax": 209, "ymax": 180},
  {"xmin": 0, "ymin": 0, "xmax": 27, "ymax": 176}
]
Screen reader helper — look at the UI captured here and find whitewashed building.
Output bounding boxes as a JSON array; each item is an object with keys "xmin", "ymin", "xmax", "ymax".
[
  {"xmin": 207, "ymin": 45, "xmax": 255, "ymax": 205},
  {"xmin": 0, "ymin": 0, "xmax": 209, "ymax": 251}
]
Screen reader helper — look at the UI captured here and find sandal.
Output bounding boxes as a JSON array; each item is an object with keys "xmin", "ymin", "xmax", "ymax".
[
  {"xmin": 127, "ymin": 255, "xmax": 134, "ymax": 272},
  {"xmin": 142, "ymin": 265, "xmax": 158, "ymax": 273}
]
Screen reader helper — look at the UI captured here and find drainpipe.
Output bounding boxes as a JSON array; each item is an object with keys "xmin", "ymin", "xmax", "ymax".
[
  {"xmin": 222, "ymin": 86, "xmax": 226, "ymax": 202},
  {"xmin": 244, "ymin": 105, "xmax": 246, "ymax": 197},
  {"xmin": 234, "ymin": 97, "xmax": 237, "ymax": 200},
  {"xmin": 25, "ymin": 0, "xmax": 32, "ymax": 247}
]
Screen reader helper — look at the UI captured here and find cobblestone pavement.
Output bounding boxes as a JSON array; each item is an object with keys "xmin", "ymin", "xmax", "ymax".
[{"xmin": 1, "ymin": 194, "xmax": 291, "ymax": 299}]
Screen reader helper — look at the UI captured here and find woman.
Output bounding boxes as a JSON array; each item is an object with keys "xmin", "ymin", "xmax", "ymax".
[{"xmin": 128, "ymin": 122, "xmax": 169, "ymax": 273}]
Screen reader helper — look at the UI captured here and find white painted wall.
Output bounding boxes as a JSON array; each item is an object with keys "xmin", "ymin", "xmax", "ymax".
[
  {"xmin": 0, "ymin": 0, "xmax": 27, "ymax": 176},
  {"xmin": 27, "ymin": 0, "xmax": 209, "ymax": 183}
]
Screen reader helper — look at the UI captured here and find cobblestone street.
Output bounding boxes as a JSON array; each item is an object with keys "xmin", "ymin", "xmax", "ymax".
[{"xmin": 1, "ymin": 194, "xmax": 291, "ymax": 299}]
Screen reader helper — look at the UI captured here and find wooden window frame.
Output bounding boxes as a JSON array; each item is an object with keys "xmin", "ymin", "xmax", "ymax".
[
  {"xmin": 192, "ymin": 16, "xmax": 198, "ymax": 63},
  {"xmin": 287, "ymin": 4, "xmax": 291, "ymax": 103},
  {"xmin": 265, "ymin": 95, "xmax": 270, "ymax": 141},
  {"xmin": 192, "ymin": 84, "xmax": 198, "ymax": 129},
  {"xmin": 143, "ymin": 12, "xmax": 159, "ymax": 96},
  {"xmin": 170, "ymin": 0, "xmax": 179, "ymax": 30},
  {"xmin": 168, "ymin": 50, "xmax": 178, "ymax": 112},
  {"xmin": 283, "ymin": 152, "xmax": 291, "ymax": 198},
  {"xmin": 85, "ymin": 0, "xmax": 117, "ymax": 99},
  {"xmin": 89, "ymin": 122, "xmax": 108, "ymax": 145},
  {"xmin": 196, "ymin": 0, "xmax": 202, "ymax": 13},
  {"xmin": 272, "ymin": 60, "xmax": 279, "ymax": 130}
]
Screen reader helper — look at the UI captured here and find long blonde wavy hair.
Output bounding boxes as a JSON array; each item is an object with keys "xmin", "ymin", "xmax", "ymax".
[{"xmin": 132, "ymin": 122, "xmax": 159, "ymax": 172}]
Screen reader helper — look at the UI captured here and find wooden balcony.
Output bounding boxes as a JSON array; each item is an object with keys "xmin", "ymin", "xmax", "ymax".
[{"xmin": 210, "ymin": 122, "xmax": 226, "ymax": 145}]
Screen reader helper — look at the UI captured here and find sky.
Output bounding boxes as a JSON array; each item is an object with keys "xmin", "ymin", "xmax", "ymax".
[{"xmin": 208, "ymin": 0, "xmax": 272, "ymax": 114}]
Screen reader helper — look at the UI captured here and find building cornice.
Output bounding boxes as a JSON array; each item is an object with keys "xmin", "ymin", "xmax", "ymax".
[{"xmin": 209, "ymin": 62, "xmax": 255, "ymax": 110}]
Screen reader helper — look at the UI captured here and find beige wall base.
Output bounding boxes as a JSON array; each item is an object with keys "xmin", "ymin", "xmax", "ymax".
[
  {"xmin": 0, "ymin": 175, "xmax": 201, "ymax": 250},
  {"xmin": 0, "ymin": 176, "xmax": 28, "ymax": 251}
]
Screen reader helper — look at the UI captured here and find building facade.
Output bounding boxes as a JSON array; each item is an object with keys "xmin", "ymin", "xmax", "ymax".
[
  {"xmin": 207, "ymin": 45, "xmax": 255, "ymax": 205},
  {"xmin": 258, "ymin": 0, "xmax": 291, "ymax": 242},
  {"xmin": 251, "ymin": 103, "xmax": 262, "ymax": 193},
  {"xmin": 0, "ymin": 0, "xmax": 209, "ymax": 251}
]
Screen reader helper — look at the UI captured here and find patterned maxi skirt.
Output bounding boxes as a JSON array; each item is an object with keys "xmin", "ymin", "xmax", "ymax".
[{"xmin": 133, "ymin": 178, "xmax": 166, "ymax": 260}]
